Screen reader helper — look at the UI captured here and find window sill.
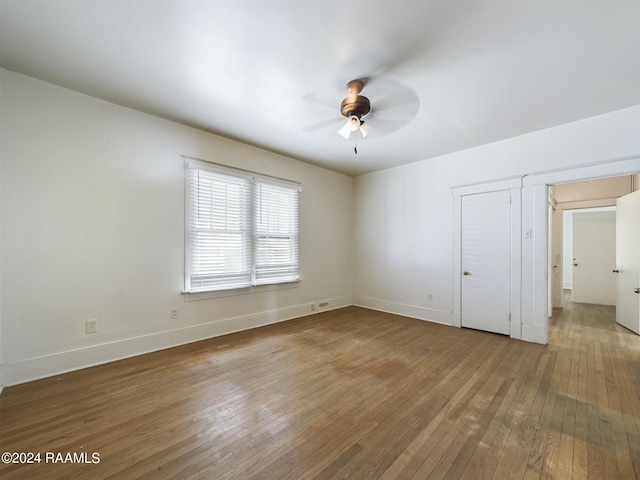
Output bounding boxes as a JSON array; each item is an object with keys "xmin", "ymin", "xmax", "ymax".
[{"xmin": 183, "ymin": 279, "xmax": 301, "ymax": 302}]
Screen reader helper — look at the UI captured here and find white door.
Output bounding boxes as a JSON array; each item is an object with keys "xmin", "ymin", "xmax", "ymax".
[
  {"xmin": 616, "ymin": 190, "xmax": 640, "ymax": 334},
  {"xmin": 461, "ymin": 190, "xmax": 511, "ymax": 335},
  {"xmin": 571, "ymin": 211, "xmax": 616, "ymax": 305}
]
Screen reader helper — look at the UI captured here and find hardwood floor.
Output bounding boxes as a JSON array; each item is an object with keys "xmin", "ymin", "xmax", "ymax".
[{"xmin": 1, "ymin": 298, "xmax": 639, "ymax": 479}]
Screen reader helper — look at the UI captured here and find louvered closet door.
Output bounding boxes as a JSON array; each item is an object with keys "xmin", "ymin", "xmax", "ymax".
[{"xmin": 461, "ymin": 190, "xmax": 511, "ymax": 335}]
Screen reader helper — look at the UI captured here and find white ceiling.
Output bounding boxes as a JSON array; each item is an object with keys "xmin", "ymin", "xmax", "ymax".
[{"xmin": 2, "ymin": 1, "xmax": 640, "ymax": 176}]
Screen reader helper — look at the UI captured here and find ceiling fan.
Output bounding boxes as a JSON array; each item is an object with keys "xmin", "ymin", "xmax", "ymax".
[
  {"xmin": 303, "ymin": 76, "xmax": 419, "ymax": 142},
  {"xmin": 338, "ymin": 79, "xmax": 371, "ymax": 140}
]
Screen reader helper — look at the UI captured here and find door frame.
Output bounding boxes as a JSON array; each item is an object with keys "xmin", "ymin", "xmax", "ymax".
[
  {"xmin": 452, "ymin": 177, "xmax": 523, "ymax": 339},
  {"xmin": 523, "ymin": 155, "xmax": 640, "ymax": 344}
]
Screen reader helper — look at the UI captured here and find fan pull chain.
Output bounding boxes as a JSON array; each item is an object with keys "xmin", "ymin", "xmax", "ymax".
[{"xmin": 354, "ymin": 133, "xmax": 358, "ymax": 155}]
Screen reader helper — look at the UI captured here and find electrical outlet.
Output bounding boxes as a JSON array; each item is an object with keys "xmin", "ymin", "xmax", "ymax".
[
  {"xmin": 427, "ymin": 293, "xmax": 434, "ymax": 301},
  {"xmin": 171, "ymin": 308, "xmax": 179, "ymax": 319},
  {"xmin": 85, "ymin": 319, "xmax": 98, "ymax": 334}
]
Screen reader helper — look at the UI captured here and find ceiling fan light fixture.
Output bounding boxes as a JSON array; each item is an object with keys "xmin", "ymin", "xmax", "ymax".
[
  {"xmin": 339, "ymin": 115, "xmax": 361, "ymax": 139},
  {"xmin": 338, "ymin": 115, "xmax": 370, "ymax": 140},
  {"xmin": 338, "ymin": 122, "xmax": 352, "ymax": 139},
  {"xmin": 348, "ymin": 115, "xmax": 361, "ymax": 131},
  {"xmin": 359, "ymin": 121, "xmax": 370, "ymax": 138}
]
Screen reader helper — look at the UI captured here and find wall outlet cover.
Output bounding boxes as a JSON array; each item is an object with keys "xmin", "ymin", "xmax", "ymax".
[{"xmin": 85, "ymin": 319, "xmax": 98, "ymax": 334}]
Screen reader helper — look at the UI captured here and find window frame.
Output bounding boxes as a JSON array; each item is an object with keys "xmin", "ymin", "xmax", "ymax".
[{"xmin": 184, "ymin": 157, "xmax": 301, "ymax": 294}]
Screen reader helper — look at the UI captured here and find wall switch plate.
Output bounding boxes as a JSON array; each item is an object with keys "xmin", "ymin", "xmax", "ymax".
[
  {"xmin": 171, "ymin": 308, "xmax": 179, "ymax": 319},
  {"xmin": 427, "ymin": 293, "xmax": 434, "ymax": 301},
  {"xmin": 85, "ymin": 319, "xmax": 98, "ymax": 334}
]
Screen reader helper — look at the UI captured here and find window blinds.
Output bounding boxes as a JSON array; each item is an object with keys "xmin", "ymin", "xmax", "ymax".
[
  {"xmin": 185, "ymin": 159, "xmax": 300, "ymax": 293},
  {"xmin": 253, "ymin": 181, "xmax": 300, "ymax": 284}
]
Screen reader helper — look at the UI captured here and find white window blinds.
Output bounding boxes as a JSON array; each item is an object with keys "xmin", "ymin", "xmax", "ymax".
[
  {"xmin": 185, "ymin": 159, "xmax": 300, "ymax": 293},
  {"xmin": 254, "ymin": 181, "xmax": 300, "ymax": 284}
]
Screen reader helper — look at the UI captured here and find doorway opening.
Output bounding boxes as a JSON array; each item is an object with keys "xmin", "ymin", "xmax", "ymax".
[{"xmin": 547, "ymin": 174, "xmax": 638, "ymax": 331}]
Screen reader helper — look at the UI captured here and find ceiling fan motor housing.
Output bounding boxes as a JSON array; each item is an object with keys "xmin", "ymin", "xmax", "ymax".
[{"xmin": 340, "ymin": 95, "xmax": 370, "ymax": 119}]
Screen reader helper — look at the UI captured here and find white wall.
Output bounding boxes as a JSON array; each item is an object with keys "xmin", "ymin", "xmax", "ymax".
[
  {"xmin": 354, "ymin": 104, "xmax": 640, "ymax": 343},
  {"xmin": 0, "ymin": 69, "xmax": 354, "ymax": 385}
]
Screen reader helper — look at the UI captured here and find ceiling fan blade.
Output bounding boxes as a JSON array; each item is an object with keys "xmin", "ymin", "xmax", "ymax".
[
  {"xmin": 374, "ymin": 89, "xmax": 419, "ymax": 112},
  {"xmin": 359, "ymin": 77, "xmax": 420, "ymax": 136},
  {"xmin": 364, "ymin": 115, "xmax": 414, "ymax": 137},
  {"xmin": 303, "ymin": 117, "xmax": 342, "ymax": 133},
  {"xmin": 301, "ymin": 91, "xmax": 339, "ymax": 110},
  {"xmin": 341, "ymin": 40, "xmax": 426, "ymax": 85}
]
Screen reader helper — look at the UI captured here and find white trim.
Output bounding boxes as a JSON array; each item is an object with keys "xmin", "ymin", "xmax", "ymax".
[
  {"xmin": 555, "ymin": 198, "xmax": 618, "ymax": 210},
  {"xmin": 3, "ymin": 296, "xmax": 352, "ymax": 386},
  {"xmin": 451, "ymin": 177, "xmax": 523, "ymax": 339},
  {"xmin": 521, "ymin": 324, "xmax": 547, "ymax": 344},
  {"xmin": 510, "ymin": 187, "xmax": 523, "ymax": 339},
  {"xmin": 353, "ymin": 296, "xmax": 453, "ymax": 326},
  {"xmin": 452, "ymin": 194, "xmax": 462, "ymax": 326},
  {"xmin": 451, "ymin": 176, "xmax": 522, "ymax": 197},
  {"xmin": 183, "ymin": 155, "xmax": 301, "ymax": 190},
  {"xmin": 523, "ymin": 155, "xmax": 640, "ymax": 186},
  {"xmin": 183, "ymin": 280, "xmax": 300, "ymax": 301},
  {"xmin": 523, "ymin": 155, "xmax": 640, "ymax": 346}
]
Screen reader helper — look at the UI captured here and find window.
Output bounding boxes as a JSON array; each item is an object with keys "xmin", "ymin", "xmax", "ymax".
[{"xmin": 185, "ymin": 158, "xmax": 300, "ymax": 293}]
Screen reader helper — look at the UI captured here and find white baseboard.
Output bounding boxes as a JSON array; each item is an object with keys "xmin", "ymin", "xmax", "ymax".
[
  {"xmin": 4, "ymin": 295, "xmax": 352, "ymax": 386},
  {"xmin": 521, "ymin": 324, "xmax": 547, "ymax": 344},
  {"xmin": 353, "ymin": 296, "xmax": 453, "ymax": 326}
]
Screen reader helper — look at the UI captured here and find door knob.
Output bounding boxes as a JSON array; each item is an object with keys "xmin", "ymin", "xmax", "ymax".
[
  {"xmin": 463, "ymin": 271, "xmax": 470, "ymax": 276},
  {"xmin": 573, "ymin": 263, "xmax": 578, "ymax": 266},
  {"xmin": 613, "ymin": 269, "xmax": 620, "ymax": 273},
  {"xmin": 635, "ymin": 288, "xmax": 640, "ymax": 294}
]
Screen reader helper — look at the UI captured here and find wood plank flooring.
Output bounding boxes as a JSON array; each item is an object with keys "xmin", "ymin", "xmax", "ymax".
[{"xmin": 1, "ymin": 297, "xmax": 639, "ymax": 479}]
